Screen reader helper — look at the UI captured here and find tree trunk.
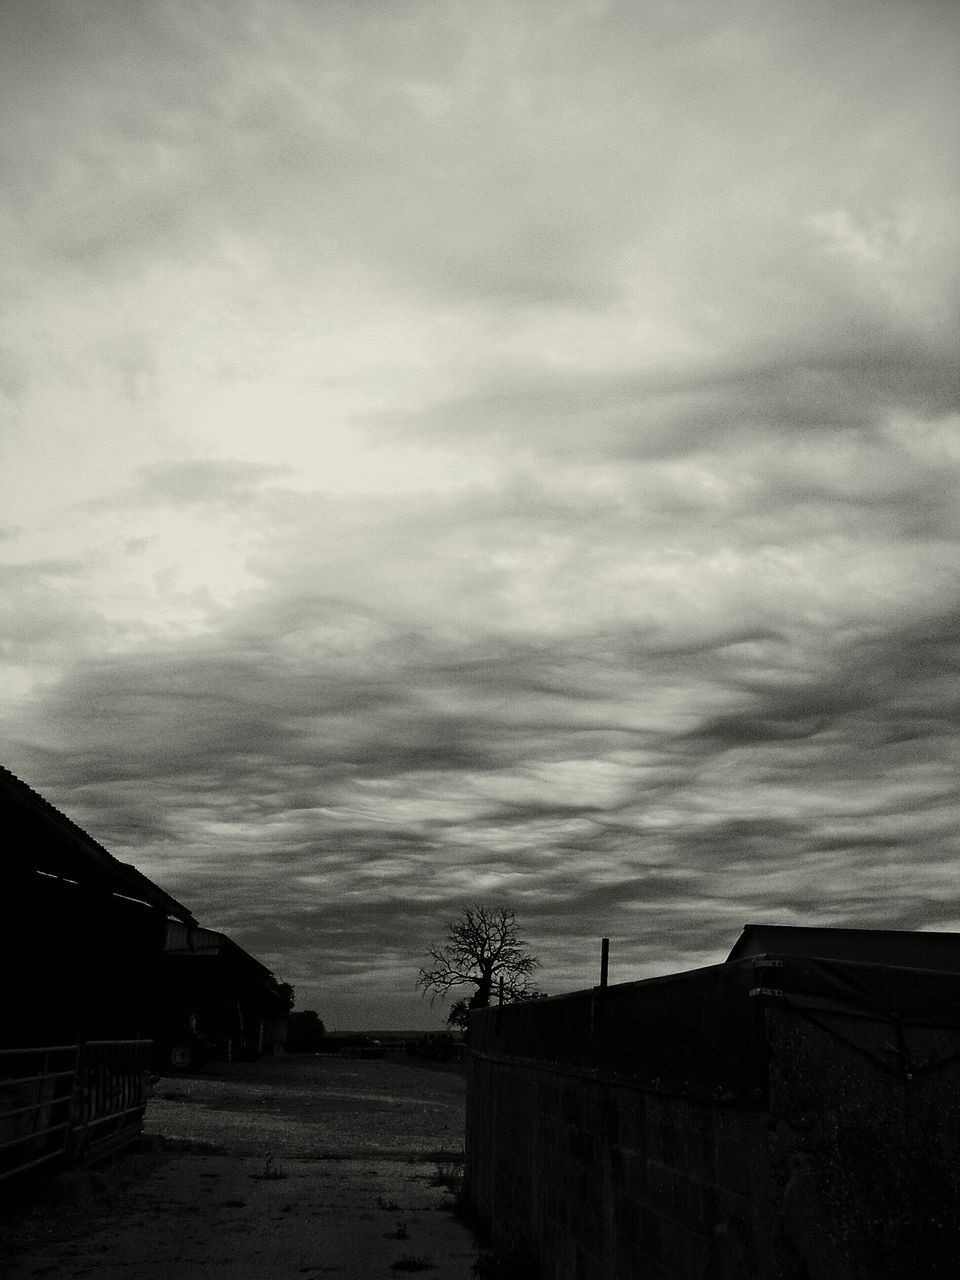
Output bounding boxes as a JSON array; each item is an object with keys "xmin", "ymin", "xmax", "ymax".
[{"xmin": 470, "ymin": 972, "xmax": 493, "ymax": 1008}]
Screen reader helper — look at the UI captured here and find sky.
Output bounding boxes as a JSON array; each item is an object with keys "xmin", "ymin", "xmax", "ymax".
[{"xmin": 2, "ymin": 0, "xmax": 959, "ymax": 1029}]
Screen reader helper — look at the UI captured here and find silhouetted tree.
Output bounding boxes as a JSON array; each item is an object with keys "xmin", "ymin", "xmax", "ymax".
[
  {"xmin": 446, "ymin": 997, "xmax": 473, "ymax": 1030},
  {"xmin": 417, "ymin": 905, "xmax": 541, "ymax": 1016},
  {"xmin": 287, "ymin": 1010, "xmax": 326, "ymax": 1052}
]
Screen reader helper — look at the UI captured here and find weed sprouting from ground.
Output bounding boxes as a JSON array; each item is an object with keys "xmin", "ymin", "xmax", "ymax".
[
  {"xmin": 384, "ymin": 1222, "xmax": 410, "ymax": 1239},
  {"xmin": 429, "ymin": 1150, "xmax": 465, "ymax": 1199},
  {"xmin": 390, "ymin": 1256, "xmax": 436, "ymax": 1272}
]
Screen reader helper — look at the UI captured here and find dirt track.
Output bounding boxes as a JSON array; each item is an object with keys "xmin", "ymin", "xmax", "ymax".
[{"xmin": 0, "ymin": 1054, "xmax": 479, "ymax": 1279}]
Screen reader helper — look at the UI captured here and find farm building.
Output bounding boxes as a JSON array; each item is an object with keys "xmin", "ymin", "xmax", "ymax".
[
  {"xmin": 157, "ymin": 920, "xmax": 292, "ymax": 1069},
  {"xmin": 1, "ymin": 766, "xmax": 289, "ymax": 1181},
  {"xmin": 727, "ymin": 921, "xmax": 960, "ymax": 971},
  {"xmin": 466, "ymin": 923, "xmax": 960, "ymax": 1278}
]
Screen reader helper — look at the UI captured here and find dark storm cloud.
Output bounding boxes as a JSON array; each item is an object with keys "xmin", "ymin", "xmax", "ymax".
[
  {"xmin": 696, "ymin": 689, "xmax": 864, "ymax": 748},
  {"xmin": 478, "ymin": 800, "xmax": 608, "ymax": 825},
  {"xmin": 9, "ymin": 455, "xmax": 960, "ymax": 1017},
  {"xmin": 9, "ymin": 575, "xmax": 960, "ymax": 1019},
  {"xmin": 377, "ymin": 337, "xmax": 960, "ymax": 466},
  {"xmin": 3, "ymin": 0, "xmax": 960, "ymax": 1026}
]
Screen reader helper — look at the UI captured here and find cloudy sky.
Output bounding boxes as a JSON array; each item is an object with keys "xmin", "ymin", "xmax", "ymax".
[{"xmin": 2, "ymin": 1, "xmax": 959, "ymax": 1029}]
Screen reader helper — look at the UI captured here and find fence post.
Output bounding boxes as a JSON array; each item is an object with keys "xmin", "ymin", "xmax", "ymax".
[{"xmin": 591, "ymin": 938, "xmax": 610, "ymax": 1038}]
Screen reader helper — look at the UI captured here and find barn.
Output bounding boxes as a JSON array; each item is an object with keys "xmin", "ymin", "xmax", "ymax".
[{"xmin": 1, "ymin": 767, "xmax": 289, "ymax": 1181}]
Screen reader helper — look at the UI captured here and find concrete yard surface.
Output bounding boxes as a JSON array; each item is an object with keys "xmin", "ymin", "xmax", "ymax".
[{"xmin": 0, "ymin": 1055, "xmax": 479, "ymax": 1280}]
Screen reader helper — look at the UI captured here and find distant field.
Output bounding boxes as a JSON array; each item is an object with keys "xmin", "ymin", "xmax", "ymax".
[{"xmin": 326, "ymin": 1029, "xmax": 464, "ymax": 1040}]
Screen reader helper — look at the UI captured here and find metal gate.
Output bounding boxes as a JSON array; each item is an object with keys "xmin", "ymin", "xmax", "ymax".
[{"xmin": 0, "ymin": 1039, "xmax": 152, "ymax": 1181}]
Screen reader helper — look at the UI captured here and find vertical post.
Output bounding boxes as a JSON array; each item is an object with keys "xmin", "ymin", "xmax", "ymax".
[{"xmin": 591, "ymin": 938, "xmax": 610, "ymax": 1039}]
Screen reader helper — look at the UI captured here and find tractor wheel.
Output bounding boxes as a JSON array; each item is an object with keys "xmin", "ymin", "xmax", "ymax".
[{"xmin": 167, "ymin": 1041, "xmax": 197, "ymax": 1071}]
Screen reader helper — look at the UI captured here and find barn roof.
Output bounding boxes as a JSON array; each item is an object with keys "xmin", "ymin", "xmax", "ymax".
[
  {"xmin": 727, "ymin": 923, "xmax": 960, "ymax": 973},
  {"xmin": 2, "ymin": 765, "xmax": 196, "ymax": 924}
]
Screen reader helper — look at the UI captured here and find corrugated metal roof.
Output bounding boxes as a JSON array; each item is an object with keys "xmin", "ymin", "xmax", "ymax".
[
  {"xmin": 727, "ymin": 923, "xmax": 960, "ymax": 973},
  {"xmin": 2, "ymin": 765, "xmax": 196, "ymax": 923},
  {"xmin": 162, "ymin": 920, "xmax": 282, "ymax": 1002},
  {"xmin": 163, "ymin": 920, "xmax": 223, "ymax": 954}
]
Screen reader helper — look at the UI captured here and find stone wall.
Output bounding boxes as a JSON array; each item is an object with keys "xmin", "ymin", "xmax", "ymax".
[{"xmin": 464, "ymin": 959, "xmax": 960, "ymax": 1279}]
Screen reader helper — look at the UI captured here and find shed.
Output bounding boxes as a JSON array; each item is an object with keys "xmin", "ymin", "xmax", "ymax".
[
  {"xmin": 2, "ymin": 766, "xmax": 198, "ymax": 1177},
  {"xmin": 156, "ymin": 922, "xmax": 291, "ymax": 1068},
  {"xmin": 1, "ymin": 766, "xmax": 289, "ymax": 1180}
]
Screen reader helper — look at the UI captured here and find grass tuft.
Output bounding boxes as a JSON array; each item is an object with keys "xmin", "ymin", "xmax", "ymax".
[{"xmin": 429, "ymin": 1151, "xmax": 465, "ymax": 1198}]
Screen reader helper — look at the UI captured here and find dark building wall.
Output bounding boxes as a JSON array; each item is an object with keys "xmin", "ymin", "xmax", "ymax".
[
  {"xmin": 2, "ymin": 767, "xmax": 195, "ymax": 1178},
  {"xmin": 764, "ymin": 1006, "xmax": 960, "ymax": 1278},
  {"xmin": 3, "ymin": 765, "xmax": 195, "ymax": 1048},
  {"xmin": 156, "ymin": 926, "xmax": 291, "ymax": 1063},
  {"xmin": 5, "ymin": 868, "xmax": 169, "ymax": 1047},
  {"xmin": 465, "ymin": 959, "xmax": 960, "ymax": 1279},
  {"xmin": 466, "ymin": 1053, "xmax": 778, "ymax": 1279},
  {"xmin": 3, "ymin": 766, "xmax": 292, "ymax": 1178}
]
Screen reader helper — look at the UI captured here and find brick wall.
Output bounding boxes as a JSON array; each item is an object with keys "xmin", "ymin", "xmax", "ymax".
[{"xmin": 464, "ymin": 959, "xmax": 960, "ymax": 1279}]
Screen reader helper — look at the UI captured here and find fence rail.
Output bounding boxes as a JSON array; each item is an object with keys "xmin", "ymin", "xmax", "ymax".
[{"xmin": 0, "ymin": 1040, "xmax": 152, "ymax": 1181}]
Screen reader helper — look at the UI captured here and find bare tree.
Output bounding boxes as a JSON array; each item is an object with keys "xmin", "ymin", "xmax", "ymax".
[{"xmin": 417, "ymin": 905, "xmax": 541, "ymax": 1015}]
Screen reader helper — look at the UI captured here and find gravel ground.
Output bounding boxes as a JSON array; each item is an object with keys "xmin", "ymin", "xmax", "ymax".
[{"xmin": 0, "ymin": 1054, "xmax": 480, "ymax": 1280}]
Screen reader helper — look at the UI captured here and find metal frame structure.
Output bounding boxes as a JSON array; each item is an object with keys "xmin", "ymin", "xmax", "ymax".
[{"xmin": 0, "ymin": 1039, "xmax": 153, "ymax": 1181}]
